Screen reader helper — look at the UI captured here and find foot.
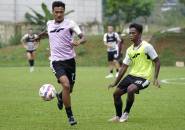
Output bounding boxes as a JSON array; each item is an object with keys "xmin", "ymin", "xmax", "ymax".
[
  {"xmin": 115, "ymin": 72, "xmax": 119, "ymax": 78},
  {"xmin": 30, "ymin": 67, "xmax": 34, "ymax": 72},
  {"xmin": 56, "ymin": 93, "xmax": 63, "ymax": 110},
  {"xmin": 108, "ymin": 116, "xmax": 120, "ymax": 122},
  {"xmin": 105, "ymin": 73, "xmax": 113, "ymax": 79},
  {"xmin": 68, "ymin": 116, "xmax": 77, "ymax": 126},
  {"xmin": 119, "ymin": 112, "xmax": 129, "ymax": 122}
]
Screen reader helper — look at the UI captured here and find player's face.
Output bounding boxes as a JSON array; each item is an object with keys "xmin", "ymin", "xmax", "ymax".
[
  {"xmin": 28, "ymin": 29, "xmax": 33, "ymax": 35},
  {"xmin": 53, "ymin": 6, "xmax": 65, "ymax": 23},
  {"xmin": 108, "ymin": 26, "xmax": 113, "ymax": 33},
  {"xmin": 129, "ymin": 28, "xmax": 141, "ymax": 43}
]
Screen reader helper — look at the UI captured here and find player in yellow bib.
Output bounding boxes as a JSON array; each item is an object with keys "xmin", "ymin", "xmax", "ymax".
[{"xmin": 108, "ymin": 23, "xmax": 160, "ymax": 122}]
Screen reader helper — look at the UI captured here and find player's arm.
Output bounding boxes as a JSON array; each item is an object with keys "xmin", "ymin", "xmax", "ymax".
[
  {"xmin": 103, "ymin": 34, "xmax": 112, "ymax": 48},
  {"xmin": 21, "ymin": 34, "xmax": 27, "ymax": 49},
  {"xmin": 70, "ymin": 21, "xmax": 86, "ymax": 46},
  {"xmin": 146, "ymin": 44, "xmax": 161, "ymax": 87},
  {"xmin": 153, "ymin": 57, "xmax": 160, "ymax": 87},
  {"xmin": 108, "ymin": 64, "xmax": 128, "ymax": 89},
  {"xmin": 34, "ymin": 34, "xmax": 39, "ymax": 49},
  {"xmin": 115, "ymin": 32, "xmax": 121, "ymax": 44},
  {"xmin": 108, "ymin": 50, "xmax": 130, "ymax": 89},
  {"xmin": 35, "ymin": 30, "xmax": 48, "ymax": 41},
  {"xmin": 74, "ymin": 33, "xmax": 86, "ymax": 46}
]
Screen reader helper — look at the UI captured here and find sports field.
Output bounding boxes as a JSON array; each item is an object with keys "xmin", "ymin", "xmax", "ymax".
[{"xmin": 0, "ymin": 67, "xmax": 185, "ymax": 130}]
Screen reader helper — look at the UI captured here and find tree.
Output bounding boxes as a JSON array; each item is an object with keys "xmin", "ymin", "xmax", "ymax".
[
  {"xmin": 25, "ymin": 3, "xmax": 74, "ymax": 26},
  {"xmin": 179, "ymin": 0, "xmax": 185, "ymax": 5},
  {"xmin": 103, "ymin": 0, "xmax": 154, "ymax": 31}
]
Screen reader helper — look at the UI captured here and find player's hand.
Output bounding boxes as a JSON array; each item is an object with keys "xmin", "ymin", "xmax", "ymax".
[
  {"xmin": 73, "ymin": 41, "xmax": 81, "ymax": 46},
  {"xmin": 108, "ymin": 83, "xmax": 116, "ymax": 90},
  {"xmin": 107, "ymin": 44, "xmax": 113, "ymax": 48},
  {"xmin": 34, "ymin": 36, "xmax": 40, "ymax": 42},
  {"xmin": 23, "ymin": 45, "xmax": 28, "ymax": 49},
  {"xmin": 153, "ymin": 79, "xmax": 160, "ymax": 88}
]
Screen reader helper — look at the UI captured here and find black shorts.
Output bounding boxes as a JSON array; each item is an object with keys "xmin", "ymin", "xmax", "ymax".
[
  {"xmin": 26, "ymin": 50, "xmax": 36, "ymax": 54},
  {"xmin": 50, "ymin": 58, "xmax": 76, "ymax": 91},
  {"xmin": 117, "ymin": 75, "xmax": 150, "ymax": 94},
  {"xmin": 107, "ymin": 51, "xmax": 118, "ymax": 61}
]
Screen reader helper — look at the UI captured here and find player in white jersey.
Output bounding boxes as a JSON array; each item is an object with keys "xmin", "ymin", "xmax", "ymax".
[
  {"xmin": 35, "ymin": 1, "xmax": 86, "ymax": 126},
  {"xmin": 104, "ymin": 26, "xmax": 121, "ymax": 78},
  {"xmin": 21, "ymin": 28, "xmax": 38, "ymax": 72}
]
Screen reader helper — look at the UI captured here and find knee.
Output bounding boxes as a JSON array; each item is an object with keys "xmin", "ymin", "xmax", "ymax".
[
  {"xmin": 127, "ymin": 86, "xmax": 135, "ymax": 95},
  {"xmin": 113, "ymin": 92, "xmax": 121, "ymax": 100},
  {"xmin": 60, "ymin": 81, "xmax": 70, "ymax": 92}
]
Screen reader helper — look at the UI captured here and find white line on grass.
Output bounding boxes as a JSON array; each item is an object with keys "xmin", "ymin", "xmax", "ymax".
[{"xmin": 161, "ymin": 77, "xmax": 185, "ymax": 85}]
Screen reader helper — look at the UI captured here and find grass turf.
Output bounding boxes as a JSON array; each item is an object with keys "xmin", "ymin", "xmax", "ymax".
[{"xmin": 0, "ymin": 67, "xmax": 185, "ymax": 130}]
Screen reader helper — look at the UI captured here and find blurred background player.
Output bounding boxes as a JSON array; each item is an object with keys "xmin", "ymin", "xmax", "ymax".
[
  {"xmin": 104, "ymin": 25, "xmax": 121, "ymax": 78},
  {"xmin": 21, "ymin": 28, "xmax": 38, "ymax": 72},
  {"xmin": 108, "ymin": 23, "xmax": 160, "ymax": 123},
  {"xmin": 116, "ymin": 32, "xmax": 125, "ymax": 67},
  {"xmin": 35, "ymin": 1, "xmax": 86, "ymax": 126}
]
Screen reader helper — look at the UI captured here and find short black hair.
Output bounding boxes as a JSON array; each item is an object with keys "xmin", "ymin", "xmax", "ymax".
[
  {"xmin": 129, "ymin": 23, "xmax": 143, "ymax": 34},
  {"xmin": 52, "ymin": 1, "xmax": 65, "ymax": 10}
]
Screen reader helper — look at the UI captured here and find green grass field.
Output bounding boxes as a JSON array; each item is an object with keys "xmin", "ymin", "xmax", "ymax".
[{"xmin": 0, "ymin": 67, "xmax": 185, "ymax": 130}]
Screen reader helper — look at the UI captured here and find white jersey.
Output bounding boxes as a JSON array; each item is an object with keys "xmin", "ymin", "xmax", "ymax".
[
  {"xmin": 103, "ymin": 32, "xmax": 120, "ymax": 52},
  {"xmin": 22, "ymin": 34, "xmax": 38, "ymax": 51}
]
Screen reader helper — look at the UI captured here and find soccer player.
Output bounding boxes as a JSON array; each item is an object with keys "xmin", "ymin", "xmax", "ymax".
[
  {"xmin": 108, "ymin": 23, "xmax": 160, "ymax": 122},
  {"xmin": 35, "ymin": 1, "xmax": 86, "ymax": 126},
  {"xmin": 21, "ymin": 28, "xmax": 38, "ymax": 72},
  {"xmin": 116, "ymin": 32, "xmax": 125, "ymax": 66},
  {"xmin": 104, "ymin": 25, "xmax": 121, "ymax": 78}
]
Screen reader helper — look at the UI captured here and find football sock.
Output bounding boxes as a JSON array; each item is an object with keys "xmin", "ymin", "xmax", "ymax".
[
  {"xmin": 29, "ymin": 60, "xmax": 34, "ymax": 67},
  {"xmin": 124, "ymin": 98, "xmax": 134, "ymax": 113},
  {"xmin": 65, "ymin": 107, "xmax": 73, "ymax": 118},
  {"xmin": 59, "ymin": 91, "xmax": 63, "ymax": 100},
  {"xmin": 114, "ymin": 97, "xmax": 122, "ymax": 117},
  {"xmin": 31, "ymin": 60, "xmax": 34, "ymax": 66}
]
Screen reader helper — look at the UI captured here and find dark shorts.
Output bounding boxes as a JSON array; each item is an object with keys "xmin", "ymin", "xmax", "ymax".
[
  {"xmin": 26, "ymin": 50, "xmax": 36, "ymax": 54},
  {"xmin": 50, "ymin": 58, "xmax": 76, "ymax": 92},
  {"xmin": 107, "ymin": 51, "xmax": 118, "ymax": 61},
  {"xmin": 117, "ymin": 75, "xmax": 150, "ymax": 94}
]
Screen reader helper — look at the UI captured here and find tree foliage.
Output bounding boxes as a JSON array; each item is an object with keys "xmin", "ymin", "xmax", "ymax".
[
  {"xmin": 25, "ymin": 3, "xmax": 74, "ymax": 26},
  {"xmin": 179, "ymin": 0, "xmax": 185, "ymax": 5},
  {"xmin": 104, "ymin": 0, "xmax": 154, "ymax": 28}
]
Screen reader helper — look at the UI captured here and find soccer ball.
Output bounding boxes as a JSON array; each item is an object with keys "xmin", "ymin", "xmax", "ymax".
[{"xmin": 39, "ymin": 84, "xmax": 56, "ymax": 101}]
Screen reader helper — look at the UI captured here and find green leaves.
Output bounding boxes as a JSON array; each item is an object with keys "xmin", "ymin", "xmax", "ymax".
[
  {"xmin": 104, "ymin": 0, "xmax": 154, "ymax": 25},
  {"xmin": 25, "ymin": 2, "xmax": 74, "ymax": 26}
]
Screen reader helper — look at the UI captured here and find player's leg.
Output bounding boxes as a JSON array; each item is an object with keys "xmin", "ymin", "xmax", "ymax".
[
  {"xmin": 109, "ymin": 76, "xmax": 130, "ymax": 122},
  {"xmin": 58, "ymin": 75, "xmax": 77, "ymax": 125},
  {"xmin": 106, "ymin": 52, "xmax": 114, "ymax": 78},
  {"xmin": 113, "ymin": 51, "xmax": 120, "ymax": 77},
  {"xmin": 108, "ymin": 88, "xmax": 127, "ymax": 122},
  {"xmin": 26, "ymin": 51, "xmax": 33, "ymax": 72},
  {"xmin": 113, "ymin": 59, "xmax": 120, "ymax": 77},
  {"xmin": 30, "ymin": 51, "xmax": 35, "ymax": 71},
  {"xmin": 120, "ymin": 84, "xmax": 138, "ymax": 122}
]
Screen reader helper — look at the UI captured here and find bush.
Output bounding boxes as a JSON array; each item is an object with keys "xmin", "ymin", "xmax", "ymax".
[{"xmin": 9, "ymin": 33, "xmax": 22, "ymax": 45}]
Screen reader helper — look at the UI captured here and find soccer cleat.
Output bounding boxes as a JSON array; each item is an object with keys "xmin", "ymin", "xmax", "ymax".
[
  {"xmin": 105, "ymin": 73, "xmax": 114, "ymax": 78},
  {"xmin": 68, "ymin": 116, "xmax": 77, "ymax": 126},
  {"xmin": 115, "ymin": 72, "xmax": 119, "ymax": 78},
  {"xmin": 119, "ymin": 112, "xmax": 129, "ymax": 122},
  {"xmin": 108, "ymin": 116, "xmax": 120, "ymax": 122},
  {"xmin": 56, "ymin": 93, "xmax": 63, "ymax": 110}
]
